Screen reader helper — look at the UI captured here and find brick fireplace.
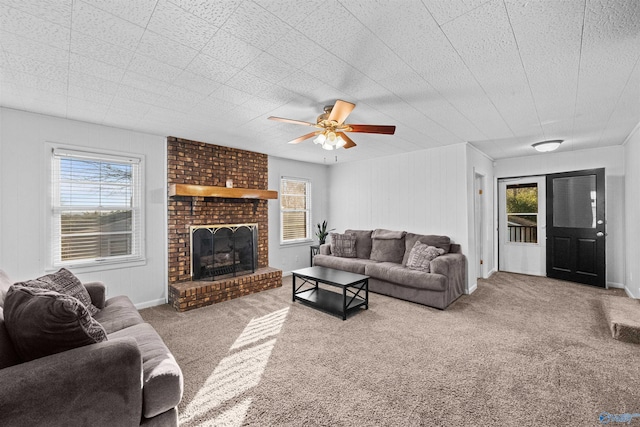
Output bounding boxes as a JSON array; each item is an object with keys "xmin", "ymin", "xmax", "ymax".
[{"xmin": 167, "ymin": 137, "xmax": 282, "ymax": 311}]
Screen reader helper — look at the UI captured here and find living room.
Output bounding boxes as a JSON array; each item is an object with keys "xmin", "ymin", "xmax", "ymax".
[{"xmin": 1, "ymin": 0, "xmax": 640, "ymax": 425}]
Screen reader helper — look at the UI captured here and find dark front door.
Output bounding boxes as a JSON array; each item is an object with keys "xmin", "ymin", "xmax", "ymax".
[{"xmin": 546, "ymin": 168, "xmax": 605, "ymax": 287}]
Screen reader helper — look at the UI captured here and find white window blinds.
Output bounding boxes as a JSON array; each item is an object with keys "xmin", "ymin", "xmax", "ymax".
[
  {"xmin": 280, "ymin": 177, "xmax": 311, "ymax": 243},
  {"xmin": 51, "ymin": 148, "xmax": 143, "ymax": 267}
]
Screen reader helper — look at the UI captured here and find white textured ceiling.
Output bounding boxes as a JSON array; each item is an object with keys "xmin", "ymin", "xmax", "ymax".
[{"xmin": 1, "ymin": 0, "xmax": 639, "ymax": 164}]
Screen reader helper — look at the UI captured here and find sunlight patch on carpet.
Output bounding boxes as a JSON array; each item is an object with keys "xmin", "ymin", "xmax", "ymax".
[{"xmin": 180, "ymin": 307, "xmax": 289, "ymax": 426}]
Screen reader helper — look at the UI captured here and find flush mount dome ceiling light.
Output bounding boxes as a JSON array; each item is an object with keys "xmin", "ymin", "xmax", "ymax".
[{"xmin": 532, "ymin": 139, "xmax": 563, "ymax": 152}]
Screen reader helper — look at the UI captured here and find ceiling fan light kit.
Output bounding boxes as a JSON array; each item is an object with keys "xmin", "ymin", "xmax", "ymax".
[
  {"xmin": 532, "ymin": 139, "xmax": 563, "ymax": 152},
  {"xmin": 268, "ymin": 99, "xmax": 396, "ymax": 151}
]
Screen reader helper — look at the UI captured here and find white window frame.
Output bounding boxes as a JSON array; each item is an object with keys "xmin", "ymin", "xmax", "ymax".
[
  {"xmin": 49, "ymin": 145, "xmax": 145, "ymax": 270},
  {"xmin": 280, "ymin": 176, "xmax": 312, "ymax": 245}
]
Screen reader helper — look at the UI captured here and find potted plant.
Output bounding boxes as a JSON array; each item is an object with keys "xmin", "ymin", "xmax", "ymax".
[{"xmin": 315, "ymin": 220, "xmax": 334, "ymax": 245}]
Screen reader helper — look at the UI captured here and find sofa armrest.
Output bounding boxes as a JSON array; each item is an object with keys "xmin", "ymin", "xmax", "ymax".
[
  {"xmin": 0, "ymin": 337, "xmax": 143, "ymax": 427},
  {"xmin": 319, "ymin": 243, "xmax": 332, "ymax": 255},
  {"xmin": 84, "ymin": 281, "xmax": 106, "ymax": 309},
  {"xmin": 431, "ymin": 253, "xmax": 467, "ymax": 302}
]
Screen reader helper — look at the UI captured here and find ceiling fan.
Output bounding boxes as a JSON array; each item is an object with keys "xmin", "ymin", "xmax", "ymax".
[{"xmin": 267, "ymin": 99, "xmax": 396, "ymax": 150}]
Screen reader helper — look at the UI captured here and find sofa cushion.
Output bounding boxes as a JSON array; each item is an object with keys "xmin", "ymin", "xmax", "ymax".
[
  {"xmin": 406, "ymin": 242, "xmax": 446, "ymax": 273},
  {"xmin": 0, "ymin": 307, "xmax": 20, "ymax": 369},
  {"xmin": 313, "ymin": 254, "xmax": 379, "ymax": 275},
  {"xmin": 3, "ymin": 285, "xmax": 108, "ymax": 362},
  {"xmin": 109, "ymin": 323, "xmax": 183, "ymax": 418},
  {"xmin": 402, "ymin": 233, "xmax": 451, "ymax": 265},
  {"xmin": 365, "ymin": 262, "xmax": 447, "ymax": 291},
  {"xmin": 16, "ymin": 268, "xmax": 100, "ymax": 316},
  {"xmin": 370, "ymin": 229, "xmax": 406, "ymax": 263},
  {"xmin": 330, "ymin": 233, "xmax": 357, "ymax": 258},
  {"xmin": 93, "ymin": 295, "xmax": 144, "ymax": 334},
  {"xmin": 345, "ymin": 229, "xmax": 373, "ymax": 259},
  {"xmin": 0, "ymin": 269, "xmax": 11, "ymax": 308}
]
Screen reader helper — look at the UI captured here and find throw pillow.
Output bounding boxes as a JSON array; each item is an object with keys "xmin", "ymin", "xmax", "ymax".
[
  {"xmin": 344, "ymin": 230, "xmax": 373, "ymax": 259},
  {"xmin": 331, "ymin": 233, "xmax": 357, "ymax": 258},
  {"xmin": 370, "ymin": 229, "xmax": 406, "ymax": 264},
  {"xmin": 16, "ymin": 268, "xmax": 99, "ymax": 316},
  {"xmin": 3, "ymin": 285, "xmax": 108, "ymax": 362},
  {"xmin": 0, "ymin": 269, "xmax": 12, "ymax": 308},
  {"xmin": 406, "ymin": 241, "xmax": 446, "ymax": 273}
]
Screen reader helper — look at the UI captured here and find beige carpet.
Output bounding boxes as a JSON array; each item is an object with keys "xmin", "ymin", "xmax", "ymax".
[
  {"xmin": 141, "ymin": 272, "xmax": 640, "ymax": 426},
  {"xmin": 602, "ymin": 294, "xmax": 640, "ymax": 344}
]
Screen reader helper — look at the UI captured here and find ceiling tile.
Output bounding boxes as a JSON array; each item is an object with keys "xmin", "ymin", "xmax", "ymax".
[
  {"xmin": 68, "ymin": 70, "xmax": 120, "ymax": 95},
  {"xmin": 244, "ymin": 52, "xmax": 295, "ymax": 84},
  {"xmin": 200, "ymin": 29, "xmax": 262, "ymax": 69},
  {"xmin": 79, "ymin": 0, "xmax": 156, "ymax": 28},
  {"xmin": 3, "ymin": 72, "xmax": 67, "ymax": 95},
  {"xmin": 221, "ymin": 1, "xmax": 291, "ymax": 51},
  {"xmin": 71, "ymin": 1, "xmax": 145, "ymax": 51},
  {"xmin": 70, "ymin": 31, "xmax": 135, "ymax": 69},
  {"xmin": 225, "ymin": 70, "xmax": 277, "ymax": 96},
  {"xmin": 0, "ymin": 0, "xmax": 72, "ymax": 27},
  {"xmin": 265, "ymin": 29, "xmax": 323, "ymax": 69},
  {"xmin": 117, "ymin": 72, "xmax": 170, "ymax": 100},
  {"xmin": 187, "ymin": 53, "xmax": 241, "ymax": 83},
  {"xmin": 171, "ymin": 70, "xmax": 221, "ymax": 95},
  {"xmin": 210, "ymin": 85, "xmax": 253, "ymax": 106},
  {"xmin": 68, "ymin": 84, "xmax": 114, "ymax": 105},
  {"xmin": 1, "ymin": 4, "xmax": 70, "ymax": 49},
  {"xmin": 3, "ymin": 53, "xmax": 68, "ymax": 82},
  {"xmin": 147, "ymin": 0, "xmax": 219, "ymax": 50},
  {"xmin": 70, "ymin": 53, "xmax": 126, "ymax": 83},
  {"xmin": 127, "ymin": 53, "xmax": 183, "ymax": 83},
  {"xmin": 424, "ymin": 0, "xmax": 490, "ymax": 26},
  {"xmin": 168, "ymin": 0, "xmax": 242, "ymax": 27},
  {"xmin": 0, "ymin": 30, "xmax": 69, "ymax": 67},
  {"xmin": 135, "ymin": 30, "xmax": 199, "ymax": 69}
]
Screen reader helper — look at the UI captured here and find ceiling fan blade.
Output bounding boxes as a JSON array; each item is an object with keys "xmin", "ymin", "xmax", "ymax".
[
  {"xmin": 347, "ymin": 124, "xmax": 396, "ymax": 135},
  {"xmin": 288, "ymin": 131, "xmax": 318, "ymax": 144},
  {"xmin": 328, "ymin": 100, "xmax": 356, "ymax": 125},
  {"xmin": 337, "ymin": 132, "xmax": 356, "ymax": 149},
  {"xmin": 268, "ymin": 116, "xmax": 316, "ymax": 127}
]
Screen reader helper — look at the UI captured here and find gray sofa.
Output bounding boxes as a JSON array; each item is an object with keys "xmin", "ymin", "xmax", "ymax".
[
  {"xmin": 0, "ymin": 269, "xmax": 183, "ymax": 427},
  {"xmin": 313, "ymin": 229, "xmax": 466, "ymax": 309}
]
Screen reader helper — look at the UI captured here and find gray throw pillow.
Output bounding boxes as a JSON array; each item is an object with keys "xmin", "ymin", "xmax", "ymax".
[
  {"xmin": 406, "ymin": 241, "xmax": 445, "ymax": 273},
  {"xmin": 370, "ymin": 229, "xmax": 406, "ymax": 264},
  {"xmin": 0, "ymin": 269, "xmax": 12, "ymax": 308},
  {"xmin": 345, "ymin": 230, "xmax": 373, "ymax": 259},
  {"xmin": 331, "ymin": 233, "xmax": 357, "ymax": 258},
  {"xmin": 3, "ymin": 285, "xmax": 108, "ymax": 362},
  {"xmin": 16, "ymin": 268, "xmax": 99, "ymax": 316}
]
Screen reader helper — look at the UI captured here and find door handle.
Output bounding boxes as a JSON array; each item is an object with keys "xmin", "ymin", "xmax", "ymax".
[{"xmin": 596, "ymin": 232, "xmax": 604, "ymax": 237}]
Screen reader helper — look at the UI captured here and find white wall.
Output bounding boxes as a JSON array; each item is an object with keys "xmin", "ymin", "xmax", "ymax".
[
  {"xmin": 268, "ymin": 156, "xmax": 329, "ymax": 275},
  {"xmin": 0, "ymin": 108, "xmax": 167, "ymax": 307},
  {"xmin": 327, "ymin": 143, "xmax": 474, "ymax": 291},
  {"xmin": 494, "ymin": 146, "xmax": 625, "ymax": 288},
  {"xmin": 624, "ymin": 125, "xmax": 640, "ymax": 298}
]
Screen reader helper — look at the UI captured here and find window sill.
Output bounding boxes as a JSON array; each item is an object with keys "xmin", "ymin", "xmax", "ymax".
[
  {"xmin": 280, "ymin": 239, "xmax": 315, "ymax": 248},
  {"xmin": 47, "ymin": 258, "xmax": 147, "ymax": 274}
]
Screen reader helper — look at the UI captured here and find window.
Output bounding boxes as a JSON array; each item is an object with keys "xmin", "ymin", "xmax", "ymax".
[
  {"xmin": 506, "ymin": 183, "xmax": 538, "ymax": 243},
  {"xmin": 51, "ymin": 148, "xmax": 143, "ymax": 267},
  {"xmin": 280, "ymin": 177, "xmax": 311, "ymax": 244}
]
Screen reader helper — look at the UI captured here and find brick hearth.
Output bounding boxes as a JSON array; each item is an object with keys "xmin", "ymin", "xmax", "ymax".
[
  {"xmin": 168, "ymin": 267, "xmax": 282, "ymax": 312},
  {"xmin": 167, "ymin": 137, "xmax": 282, "ymax": 311}
]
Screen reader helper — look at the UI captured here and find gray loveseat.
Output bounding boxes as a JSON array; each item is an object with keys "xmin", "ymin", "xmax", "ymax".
[
  {"xmin": 313, "ymin": 229, "xmax": 466, "ymax": 309},
  {"xmin": 0, "ymin": 269, "xmax": 183, "ymax": 426}
]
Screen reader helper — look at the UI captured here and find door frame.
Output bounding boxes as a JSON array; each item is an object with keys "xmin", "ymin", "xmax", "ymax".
[{"xmin": 498, "ymin": 176, "xmax": 546, "ymax": 276}]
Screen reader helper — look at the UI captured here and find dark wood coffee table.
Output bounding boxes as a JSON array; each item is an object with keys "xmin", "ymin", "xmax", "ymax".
[{"xmin": 292, "ymin": 266, "xmax": 368, "ymax": 320}]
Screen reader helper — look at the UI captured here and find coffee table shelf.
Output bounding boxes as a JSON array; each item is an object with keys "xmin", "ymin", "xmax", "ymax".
[{"xmin": 292, "ymin": 266, "xmax": 369, "ymax": 320}]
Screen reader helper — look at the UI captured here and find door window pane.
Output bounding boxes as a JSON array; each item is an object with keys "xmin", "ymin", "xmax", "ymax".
[
  {"xmin": 552, "ymin": 175, "xmax": 596, "ymax": 228},
  {"xmin": 506, "ymin": 183, "xmax": 538, "ymax": 243}
]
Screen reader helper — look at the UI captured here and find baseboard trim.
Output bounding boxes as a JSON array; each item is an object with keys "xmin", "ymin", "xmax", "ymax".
[
  {"xmin": 135, "ymin": 298, "xmax": 167, "ymax": 309},
  {"xmin": 608, "ymin": 281, "xmax": 624, "ymax": 289},
  {"xmin": 467, "ymin": 283, "xmax": 478, "ymax": 294},
  {"xmin": 625, "ymin": 286, "xmax": 639, "ymax": 299},
  {"xmin": 486, "ymin": 268, "xmax": 497, "ymax": 278}
]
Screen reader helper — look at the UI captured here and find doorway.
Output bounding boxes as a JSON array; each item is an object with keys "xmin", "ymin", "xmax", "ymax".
[
  {"xmin": 546, "ymin": 168, "xmax": 606, "ymax": 287},
  {"xmin": 498, "ymin": 176, "xmax": 546, "ymax": 276}
]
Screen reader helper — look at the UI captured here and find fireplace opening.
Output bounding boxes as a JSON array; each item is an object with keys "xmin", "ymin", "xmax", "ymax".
[{"xmin": 191, "ymin": 224, "xmax": 258, "ymax": 281}]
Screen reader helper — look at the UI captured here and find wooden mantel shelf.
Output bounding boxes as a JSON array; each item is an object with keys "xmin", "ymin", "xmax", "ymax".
[{"xmin": 169, "ymin": 184, "xmax": 278, "ymax": 200}]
